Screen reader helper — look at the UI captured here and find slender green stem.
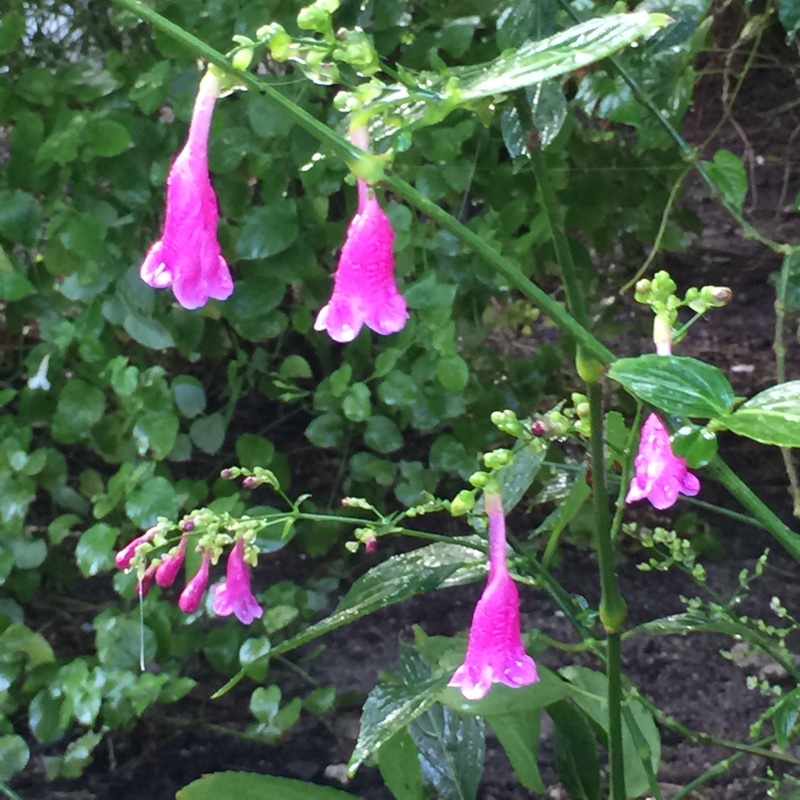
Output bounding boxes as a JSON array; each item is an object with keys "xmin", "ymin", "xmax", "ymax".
[
  {"xmin": 773, "ymin": 250, "xmax": 800, "ymax": 517},
  {"xmin": 707, "ymin": 457, "xmax": 800, "ymax": 563},
  {"xmin": 109, "ymin": 0, "xmax": 615, "ymax": 365},
  {"xmin": 0, "ymin": 786, "xmax": 23, "ymax": 800},
  {"xmin": 606, "ymin": 633, "xmax": 626, "ymax": 800}
]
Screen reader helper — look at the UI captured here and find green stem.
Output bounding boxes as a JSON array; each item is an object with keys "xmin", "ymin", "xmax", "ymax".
[
  {"xmin": 606, "ymin": 633, "xmax": 626, "ymax": 800},
  {"xmin": 0, "ymin": 786, "xmax": 23, "ymax": 800},
  {"xmin": 109, "ymin": 0, "xmax": 615, "ymax": 366},
  {"xmin": 707, "ymin": 457, "xmax": 800, "ymax": 563}
]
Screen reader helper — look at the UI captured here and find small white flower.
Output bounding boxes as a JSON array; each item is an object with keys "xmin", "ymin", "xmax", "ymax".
[{"xmin": 28, "ymin": 354, "xmax": 51, "ymax": 391}]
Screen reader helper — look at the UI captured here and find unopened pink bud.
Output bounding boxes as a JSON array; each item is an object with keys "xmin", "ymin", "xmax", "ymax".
[
  {"xmin": 138, "ymin": 564, "xmax": 157, "ymax": 597},
  {"xmin": 364, "ymin": 534, "xmax": 377, "ymax": 554},
  {"xmin": 155, "ymin": 536, "xmax": 188, "ymax": 588},
  {"xmin": 530, "ymin": 420, "xmax": 547, "ymax": 436},
  {"xmin": 242, "ymin": 476, "xmax": 258, "ymax": 489},
  {"xmin": 180, "ymin": 518, "xmax": 196, "ymax": 533},
  {"xmin": 115, "ymin": 528, "xmax": 158, "ymax": 570},
  {"xmin": 178, "ymin": 550, "xmax": 211, "ymax": 614}
]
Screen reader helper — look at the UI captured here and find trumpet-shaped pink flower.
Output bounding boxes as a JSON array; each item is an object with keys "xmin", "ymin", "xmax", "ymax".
[
  {"xmin": 626, "ymin": 413, "xmax": 700, "ymax": 510},
  {"xmin": 178, "ymin": 549, "xmax": 211, "ymax": 614},
  {"xmin": 449, "ymin": 494, "xmax": 539, "ymax": 701},
  {"xmin": 155, "ymin": 535, "xmax": 188, "ymax": 588},
  {"xmin": 314, "ymin": 179, "xmax": 408, "ymax": 342},
  {"xmin": 140, "ymin": 71, "xmax": 233, "ymax": 309},
  {"xmin": 211, "ymin": 539, "xmax": 263, "ymax": 624},
  {"xmin": 115, "ymin": 527, "xmax": 157, "ymax": 570}
]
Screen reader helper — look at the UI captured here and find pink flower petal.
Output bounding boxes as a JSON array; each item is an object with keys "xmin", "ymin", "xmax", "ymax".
[
  {"xmin": 140, "ymin": 72, "xmax": 233, "ymax": 309},
  {"xmin": 626, "ymin": 414, "xmax": 701, "ymax": 510},
  {"xmin": 315, "ymin": 181, "xmax": 407, "ymax": 342},
  {"xmin": 211, "ymin": 540, "xmax": 263, "ymax": 625}
]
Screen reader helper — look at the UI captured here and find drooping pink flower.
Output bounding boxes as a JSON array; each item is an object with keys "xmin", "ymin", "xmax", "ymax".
[
  {"xmin": 449, "ymin": 494, "xmax": 539, "ymax": 701},
  {"xmin": 115, "ymin": 527, "xmax": 158, "ymax": 570},
  {"xmin": 626, "ymin": 413, "xmax": 700, "ymax": 510},
  {"xmin": 314, "ymin": 177, "xmax": 408, "ymax": 343},
  {"xmin": 211, "ymin": 539, "xmax": 263, "ymax": 624},
  {"xmin": 138, "ymin": 563, "xmax": 157, "ymax": 598},
  {"xmin": 155, "ymin": 535, "xmax": 188, "ymax": 588},
  {"xmin": 178, "ymin": 549, "xmax": 212, "ymax": 614},
  {"xmin": 140, "ymin": 71, "xmax": 233, "ymax": 309}
]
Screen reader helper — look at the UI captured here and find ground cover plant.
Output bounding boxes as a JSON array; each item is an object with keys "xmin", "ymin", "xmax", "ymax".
[{"xmin": 3, "ymin": 0, "xmax": 800, "ymax": 797}]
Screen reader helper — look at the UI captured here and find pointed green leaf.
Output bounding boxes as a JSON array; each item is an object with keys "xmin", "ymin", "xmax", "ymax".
[
  {"xmin": 378, "ymin": 728, "xmax": 426, "ymax": 800},
  {"xmin": 549, "ymin": 699, "xmax": 601, "ymax": 800},
  {"xmin": 701, "ymin": 149, "xmax": 747, "ymax": 213},
  {"xmin": 719, "ymin": 381, "xmax": 800, "ymax": 447},
  {"xmin": 177, "ymin": 772, "xmax": 360, "ymax": 800},
  {"xmin": 487, "ymin": 711, "xmax": 544, "ymax": 793},
  {"xmin": 608, "ymin": 354, "xmax": 735, "ymax": 418}
]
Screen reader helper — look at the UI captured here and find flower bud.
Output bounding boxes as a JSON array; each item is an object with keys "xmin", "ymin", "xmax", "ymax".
[{"xmin": 115, "ymin": 528, "xmax": 158, "ymax": 570}]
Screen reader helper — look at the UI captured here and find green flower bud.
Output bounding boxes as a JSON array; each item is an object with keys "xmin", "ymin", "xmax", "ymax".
[
  {"xmin": 483, "ymin": 449, "xmax": 512, "ymax": 470},
  {"xmin": 469, "ymin": 471, "xmax": 489, "ymax": 489},
  {"xmin": 449, "ymin": 489, "xmax": 475, "ymax": 517}
]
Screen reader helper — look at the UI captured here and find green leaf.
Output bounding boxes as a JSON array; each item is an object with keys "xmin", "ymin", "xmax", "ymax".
[
  {"xmin": 670, "ymin": 424, "xmax": 718, "ymax": 468},
  {"xmin": 133, "ymin": 410, "xmax": 179, "ymax": 460},
  {"xmin": 608, "ymin": 355, "xmax": 735, "ymax": 418},
  {"xmin": 190, "ymin": 413, "xmax": 227, "ymax": 455},
  {"xmin": 45, "ymin": 730, "xmax": 103, "ymax": 780},
  {"xmin": 236, "ymin": 434, "xmax": 275, "ymax": 469},
  {"xmin": 719, "ymin": 381, "xmax": 800, "ymax": 447},
  {"xmin": 305, "ymin": 411, "xmax": 345, "ymax": 449},
  {"xmin": 364, "ymin": 415, "xmax": 403, "ymax": 453},
  {"xmin": 95, "ymin": 610, "xmax": 156, "ymax": 671},
  {"xmin": 497, "ymin": 0, "xmax": 557, "ymax": 49},
  {"xmin": 779, "ymin": 0, "xmax": 800, "ymax": 37},
  {"xmin": 0, "ymin": 734, "xmax": 29, "ymax": 782},
  {"xmin": 439, "ymin": 666, "xmax": 569, "ymax": 716},
  {"xmin": 123, "ymin": 312, "xmax": 175, "ymax": 350},
  {"xmin": 487, "ymin": 711, "xmax": 544, "ymax": 793},
  {"xmin": 0, "ymin": 272, "xmax": 36, "ymax": 301},
  {"xmin": 528, "ymin": 81, "xmax": 568, "ymax": 149},
  {"xmin": 52, "ymin": 379, "xmax": 106, "ymax": 443},
  {"xmin": 702, "ymin": 149, "xmax": 747, "ymax": 213},
  {"xmin": 549, "ymin": 699, "xmax": 601, "ymax": 800},
  {"xmin": 378, "ymin": 729, "xmax": 426, "ymax": 800},
  {"xmin": 29, "ymin": 690, "xmax": 64, "ymax": 743},
  {"xmin": 0, "ymin": 190, "xmax": 42, "ymax": 246},
  {"xmin": 124, "ymin": 476, "xmax": 179, "ymax": 528},
  {"xmin": 560, "ymin": 667, "xmax": 661, "ymax": 798},
  {"xmin": 436, "ymin": 355, "xmax": 469, "ymax": 391},
  {"xmin": 177, "ymin": 772, "xmax": 361, "ymax": 800},
  {"xmin": 350, "ymin": 677, "xmax": 447, "ymax": 775},
  {"xmin": 271, "ymin": 543, "xmax": 484, "ymax": 659},
  {"xmin": 173, "ymin": 376, "xmax": 207, "ymax": 418},
  {"xmin": 84, "ymin": 118, "xmax": 131, "ymax": 158},
  {"xmin": 236, "ymin": 204, "xmax": 299, "ymax": 260},
  {"xmin": 0, "ymin": 11, "xmax": 25, "ymax": 54},
  {"xmin": 343, "ymin": 382, "xmax": 372, "ymax": 422},
  {"xmin": 76, "ymin": 524, "xmax": 117, "ymax": 577}
]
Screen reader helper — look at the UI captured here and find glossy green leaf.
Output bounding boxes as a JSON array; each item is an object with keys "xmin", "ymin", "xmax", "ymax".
[
  {"xmin": 133, "ymin": 410, "xmax": 179, "ymax": 459},
  {"xmin": 719, "ymin": 381, "xmax": 800, "ymax": 447},
  {"xmin": 124, "ymin": 475, "xmax": 179, "ymax": 528},
  {"xmin": 0, "ymin": 190, "xmax": 42, "ymax": 246},
  {"xmin": 779, "ymin": 0, "xmax": 800, "ymax": 38},
  {"xmin": 84, "ymin": 118, "xmax": 132, "ymax": 158},
  {"xmin": 486, "ymin": 711, "xmax": 544, "ymax": 793},
  {"xmin": 608, "ymin": 354, "xmax": 735, "ymax": 418},
  {"xmin": 190, "ymin": 413, "xmax": 227, "ymax": 455},
  {"xmin": 177, "ymin": 772, "xmax": 360, "ymax": 800},
  {"xmin": 343, "ymin": 382, "xmax": 372, "ymax": 422},
  {"xmin": 378, "ymin": 728, "xmax": 426, "ymax": 800},
  {"xmin": 271, "ymin": 543, "xmax": 484, "ymax": 658},
  {"xmin": 305, "ymin": 411, "xmax": 345, "ymax": 449},
  {"xmin": 549, "ymin": 699, "xmax": 601, "ymax": 800},
  {"xmin": 123, "ymin": 312, "xmax": 175, "ymax": 350},
  {"xmin": 76, "ymin": 524, "xmax": 117, "ymax": 577},
  {"xmin": 173, "ymin": 376, "xmax": 207, "ymax": 418},
  {"xmin": 670, "ymin": 424, "xmax": 718, "ymax": 468},
  {"xmin": 236, "ymin": 434, "xmax": 275, "ymax": 468},
  {"xmin": 438, "ymin": 665, "xmax": 569, "ymax": 716},
  {"xmin": 236, "ymin": 204, "xmax": 299, "ymax": 260},
  {"xmin": 436, "ymin": 354, "xmax": 469, "ymax": 391},
  {"xmin": 364, "ymin": 415, "xmax": 403, "ymax": 453},
  {"xmin": 560, "ymin": 666, "xmax": 661, "ymax": 798},
  {"xmin": 52, "ymin": 379, "xmax": 106, "ymax": 443},
  {"xmin": 701, "ymin": 149, "xmax": 747, "ymax": 213},
  {"xmin": 0, "ymin": 272, "xmax": 36, "ymax": 301},
  {"xmin": 0, "ymin": 734, "xmax": 29, "ymax": 782}
]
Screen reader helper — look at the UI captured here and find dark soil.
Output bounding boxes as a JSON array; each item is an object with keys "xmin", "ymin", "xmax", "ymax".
[{"xmin": 11, "ymin": 13, "xmax": 800, "ymax": 800}]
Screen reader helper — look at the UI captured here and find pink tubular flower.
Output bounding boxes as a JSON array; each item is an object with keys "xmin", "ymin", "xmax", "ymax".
[
  {"xmin": 314, "ymin": 179, "xmax": 408, "ymax": 342},
  {"xmin": 211, "ymin": 539, "xmax": 263, "ymax": 624},
  {"xmin": 140, "ymin": 71, "xmax": 233, "ymax": 309},
  {"xmin": 115, "ymin": 527, "xmax": 158, "ymax": 570},
  {"xmin": 178, "ymin": 549, "xmax": 212, "ymax": 614},
  {"xmin": 155, "ymin": 535, "xmax": 188, "ymax": 588},
  {"xmin": 449, "ymin": 494, "xmax": 539, "ymax": 701},
  {"xmin": 626, "ymin": 413, "xmax": 701, "ymax": 510}
]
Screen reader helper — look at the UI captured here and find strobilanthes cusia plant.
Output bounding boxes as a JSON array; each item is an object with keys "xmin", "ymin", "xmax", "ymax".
[
  {"xmin": 449, "ymin": 492, "xmax": 539, "ymax": 700},
  {"xmin": 140, "ymin": 70, "xmax": 234, "ymax": 309},
  {"xmin": 314, "ymin": 128, "xmax": 408, "ymax": 342}
]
